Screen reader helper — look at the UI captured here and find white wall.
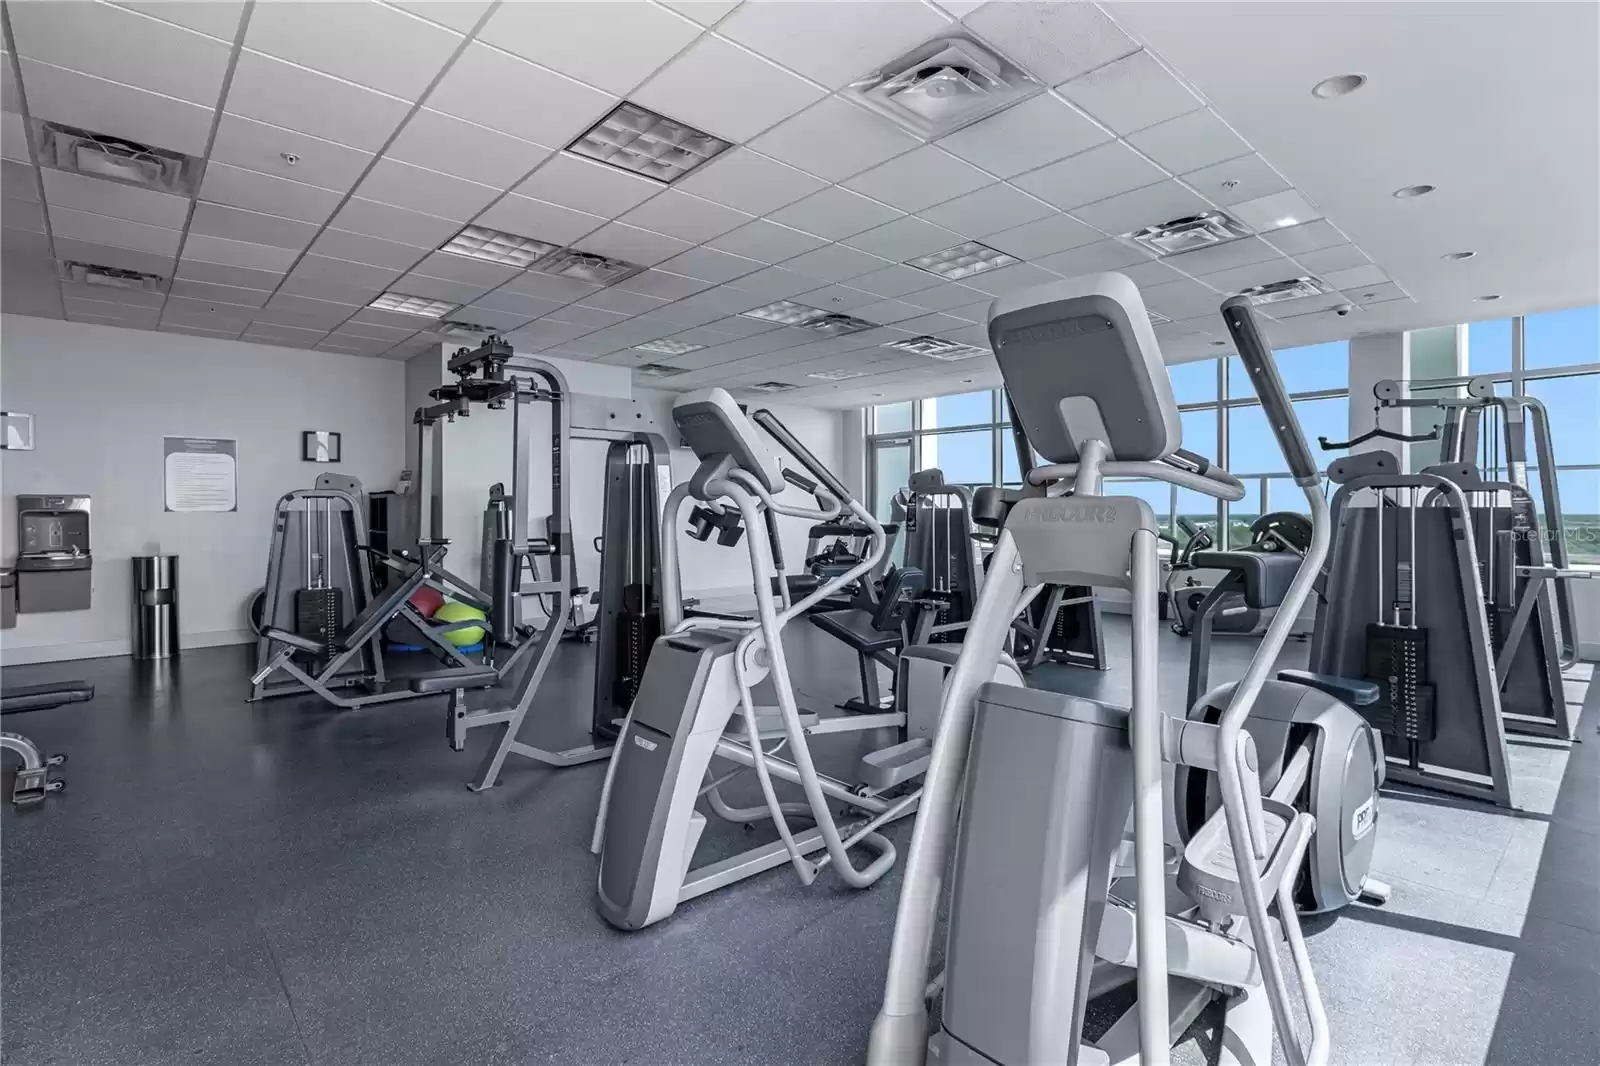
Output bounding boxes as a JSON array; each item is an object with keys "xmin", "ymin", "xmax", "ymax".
[{"xmin": 1, "ymin": 315, "xmax": 404, "ymax": 663}]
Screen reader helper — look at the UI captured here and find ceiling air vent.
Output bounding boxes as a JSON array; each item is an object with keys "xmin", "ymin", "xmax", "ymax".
[
  {"xmin": 533, "ymin": 249, "xmax": 643, "ymax": 285},
  {"xmin": 807, "ymin": 368, "xmax": 871, "ymax": 381},
  {"xmin": 567, "ymin": 102, "xmax": 731, "ymax": 183},
  {"xmin": 636, "ymin": 363, "xmax": 687, "ymax": 378},
  {"xmin": 1237, "ymin": 277, "xmax": 1331, "ymax": 305},
  {"xmin": 634, "ymin": 338, "xmax": 705, "ymax": 356},
  {"xmin": 1125, "ymin": 212, "xmax": 1252, "ymax": 257},
  {"xmin": 746, "ymin": 381, "xmax": 799, "ymax": 394},
  {"xmin": 883, "ymin": 335, "xmax": 989, "ymax": 361},
  {"xmin": 739, "ymin": 300, "xmax": 828, "ymax": 326},
  {"xmin": 59, "ymin": 261, "xmax": 166, "ymax": 292},
  {"xmin": 36, "ymin": 122, "xmax": 198, "ymax": 195},
  {"xmin": 845, "ymin": 35, "xmax": 1043, "ymax": 138},
  {"xmin": 799, "ymin": 313, "xmax": 875, "ymax": 338}
]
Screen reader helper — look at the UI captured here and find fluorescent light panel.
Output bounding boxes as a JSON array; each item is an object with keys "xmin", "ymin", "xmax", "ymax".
[
  {"xmin": 567, "ymin": 102, "xmax": 730, "ymax": 183},
  {"xmin": 906, "ymin": 241, "xmax": 1017, "ymax": 280},
  {"xmin": 442, "ymin": 225, "xmax": 558, "ymax": 268},
  {"xmin": 634, "ymin": 338, "xmax": 705, "ymax": 356},
  {"xmin": 740, "ymin": 300, "xmax": 828, "ymax": 326},
  {"xmin": 883, "ymin": 335, "xmax": 989, "ymax": 361},
  {"xmin": 370, "ymin": 292, "xmax": 458, "ymax": 318}
]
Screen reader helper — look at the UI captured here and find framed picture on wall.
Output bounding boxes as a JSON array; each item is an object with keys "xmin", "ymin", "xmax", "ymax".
[
  {"xmin": 1, "ymin": 412, "xmax": 34, "ymax": 450},
  {"xmin": 302, "ymin": 431, "xmax": 342, "ymax": 463}
]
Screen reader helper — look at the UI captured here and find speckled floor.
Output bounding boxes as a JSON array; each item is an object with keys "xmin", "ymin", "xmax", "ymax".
[{"xmin": 2, "ymin": 620, "xmax": 1595, "ymax": 1066}]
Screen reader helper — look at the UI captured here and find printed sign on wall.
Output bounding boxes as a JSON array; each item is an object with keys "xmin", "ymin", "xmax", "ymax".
[{"xmin": 163, "ymin": 437, "xmax": 238, "ymax": 513}]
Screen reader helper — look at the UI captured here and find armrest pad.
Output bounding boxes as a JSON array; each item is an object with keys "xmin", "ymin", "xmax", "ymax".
[
  {"xmin": 409, "ymin": 667, "xmax": 501, "ymax": 694},
  {"xmin": 1277, "ymin": 669, "xmax": 1379, "ymax": 707}
]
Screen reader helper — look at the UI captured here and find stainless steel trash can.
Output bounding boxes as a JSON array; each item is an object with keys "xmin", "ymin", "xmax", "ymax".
[{"xmin": 132, "ymin": 555, "xmax": 179, "ymax": 659}]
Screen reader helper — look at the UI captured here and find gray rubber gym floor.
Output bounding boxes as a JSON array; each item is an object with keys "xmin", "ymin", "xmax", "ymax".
[{"xmin": 2, "ymin": 620, "xmax": 1596, "ymax": 1065}]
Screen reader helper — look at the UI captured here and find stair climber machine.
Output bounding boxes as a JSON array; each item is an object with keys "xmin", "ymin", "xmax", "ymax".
[
  {"xmin": 591, "ymin": 390, "xmax": 1021, "ymax": 931},
  {"xmin": 867, "ymin": 275, "xmax": 1388, "ymax": 1066}
]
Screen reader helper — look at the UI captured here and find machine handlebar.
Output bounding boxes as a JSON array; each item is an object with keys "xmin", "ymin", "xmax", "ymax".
[{"xmin": 751, "ymin": 408, "xmax": 853, "ymax": 503}]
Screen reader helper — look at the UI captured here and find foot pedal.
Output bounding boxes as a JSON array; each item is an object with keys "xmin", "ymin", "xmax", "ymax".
[
  {"xmin": 859, "ymin": 738, "xmax": 930, "ymax": 791},
  {"xmin": 1177, "ymin": 796, "xmax": 1297, "ymax": 923}
]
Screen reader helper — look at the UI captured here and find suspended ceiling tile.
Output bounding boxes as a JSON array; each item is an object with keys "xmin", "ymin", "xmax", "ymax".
[
  {"xmin": 847, "ymin": 263, "xmax": 947, "ymax": 299},
  {"xmin": 262, "ymin": 291, "xmax": 365, "ymax": 325},
  {"xmin": 1323, "ymin": 263, "xmax": 1390, "ymax": 290},
  {"xmin": 1126, "ymin": 108, "xmax": 1252, "ymax": 177},
  {"xmin": 354, "ymin": 157, "xmax": 500, "ymax": 222},
  {"xmin": 719, "ymin": 265, "xmax": 816, "ymax": 300},
  {"xmin": 631, "ymin": 33, "xmax": 825, "ymax": 143},
  {"xmin": 842, "ymin": 147, "xmax": 992, "ymax": 216},
  {"xmin": 167, "ymin": 278, "xmax": 271, "ymax": 308},
  {"xmin": 842, "ymin": 215, "xmax": 965, "ymax": 262},
  {"xmin": 17, "ymin": 59, "xmax": 215, "ymax": 155},
  {"xmin": 108, "ymin": 1, "xmax": 247, "ymax": 42},
  {"xmin": 8, "ymin": 0, "xmax": 232, "ymax": 105},
  {"xmin": 189, "ymin": 201, "xmax": 318, "ymax": 251},
  {"xmin": 655, "ymin": 245, "xmax": 765, "ymax": 284},
  {"xmin": 1262, "ymin": 219, "xmax": 1346, "ymax": 257},
  {"xmin": 308, "ymin": 227, "xmax": 431, "ymax": 272},
  {"xmin": 328, "ymin": 197, "xmax": 460, "ymax": 249},
  {"xmin": 575, "ymin": 287, "xmax": 668, "ymax": 316},
  {"xmin": 963, "ymin": 2, "xmax": 1140, "ymax": 87},
  {"xmin": 386, "ymin": 1, "xmax": 493, "ymax": 36},
  {"xmin": 570, "ymin": 220, "xmax": 693, "ymax": 266},
  {"xmin": 281, "ymin": 254, "xmax": 405, "ymax": 298},
  {"xmin": 47, "ymin": 204, "xmax": 182, "ymax": 256},
  {"xmin": 417, "ymin": 42, "xmax": 619, "ymax": 147},
  {"xmin": 477, "ymin": 1, "xmax": 703, "ymax": 96},
  {"xmin": 768, "ymin": 186, "xmax": 903, "ymax": 241},
  {"xmin": 209, "ymin": 114, "xmax": 374, "ymax": 194},
  {"xmin": 720, "ymin": 1, "xmax": 952, "ymax": 90},
  {"xmin": 174, "ymin": 258, "xmax": 286, "ymax": 290},
  {"xmin": 1292, "ymin": 244, "xmax": 1371, "ymax": 276},
  {"xmin": 1068, "ymin": 179, "xmax": 1211, "ymax": 236},
  {"xmin": 782, "ymin": 243, "xmax": 889, "ymax": 284},
  {"xmin": 465, "ymin": 289, "xmax": 564, "ymax": 318},
  {"xmin": 957, "ymin": 262, "xmax": 1062, "ymax": 297},
  {"xmin": 2, "ymin": 162, "xmax": 37, "ymax": 202},
  {"xmin": 982, "ymin": 212, "xmax": 1103, "ymax": 260},
  {"xmin": 163, "ymin": 295, "xmax": 257, "ymax": 326},
  {"xmin": 1033, "ymin": 238, "xmax": 1154, "ymax": 278},
  {"xmin": 899, "ymin": 281, "xmax": 988, "ymax": 311},
  {"xmin": 242, "ymin": 0, "xmax": 463, "ymax": 101},
  {"xmin": 181, "ymin": 232, "xmax": 301, "ymax": 273},
  {"xmin": 438, "ymin": 306, "xmax": 536, "ymax": 332},
  {"xmin": 936, "ymin": 92, "xmax": 1110, "ymax": 180},
  {"xmin": 1164, "ymin": 235, "xmax": 1284, "ymax": 278},
  {"xmin": 1, "ymin": 199, "xmax": 48, "ymax": 234},
  {"xmin": 1182, "ymin": 154, "xmax": 1292, "ymax": 208},
  {"xmin": 673, "ymin": 147, "xmax": 826, "ymax": 217},
  {"xmin": 614, "ymin": 269, "xmax": 713, "ymax": 301},
  {"xmin": 391, "ymin": 272, "xmax": 486, "ymax": 305},
  {"xmin": 1011, "ymin": 140, "xmax": 1166, "ymax": 212},
  {"xmin": 198, "ymin": 161, "xmax": 345, "ymax": 224},
  {"xmin": 515, "ymin": 152, "xmax": 663, "ymax": 220},
  {"xmin": 472, "ymin": 194, "xmax": 605, "ymax": 247},
  {"xmin": 749, "ymin": 96, "xmax": 921, "ymax": 184},
  {"xmin": 657, "ymin": 1, "xmax": 741, "ymax": 27},
  {"xmin": 1056, "ymin": 50, "xmax": 1202, "ymax": 137},
  {"xmin": 542, "ymin": 303, "xmax": 627, "ymax": 329},
  {"xmin": 1198, "ymin": 258, "xmax": 1306, "ymax": 295},
  {"xmin": 39, "ymin": 168, "xmax": 189, "ymax": 229},
  {"xmin": 384, "ymin": 109, "xmax": 553, "ymax": 188},
  {"xmin": 917, "ymin": 184, "xmax": 1057, "ymax": 241},
  {"xmin": 794, "ymin": 283, "xmax": 879, "ymax": 311},
  {"xmin": 500, "ymin": 271, "xmax": 603, "ymax": 304},
  {"xmin": 226, "ymin": 51, "xmax": 412, "ymax": 153},
  {"xmin": 705, "ymin": 220, "xmax": 828, "ymax": 264},
  {"xmin": 410, "ymin": 251, "xmax": 516, "ymax": 289},
  {"xmin": 619, "ymin": 190, "xmax": 752, "ymax": 244}
]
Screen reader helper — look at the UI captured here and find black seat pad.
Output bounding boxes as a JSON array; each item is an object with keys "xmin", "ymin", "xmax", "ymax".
[
  {"xmin": 1, "ymin": 681, "xmax": 95, "ymax": 714},
  {"xmin": 409, "ymin": 667, "xmax": 501, "ymax": 694},
  {"xmin": 1191, "ymin": 550, "xmax": 1300, "ymax": 609},
  {"xmin": 811, "ymin": 609, "xmax": 902, "ymax": 655}
]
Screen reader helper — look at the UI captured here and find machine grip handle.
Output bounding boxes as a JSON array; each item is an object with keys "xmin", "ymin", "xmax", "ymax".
[
  {"xmin": 752, "ymin": 408, "xmax": 852, "ymax": 502},
  {"xmin": 1221, "ymin": 297, "xmax": 1320, "ymax": 483},
  {"xmin": 782, "ymin": 467, "xmax": 819, "ymax": 494}
]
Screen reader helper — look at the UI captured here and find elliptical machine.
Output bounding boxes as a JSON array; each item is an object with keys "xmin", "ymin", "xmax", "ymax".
[{"xmin": 866, "ymin": 276, "xmax": 1387, "ymax": 1066}]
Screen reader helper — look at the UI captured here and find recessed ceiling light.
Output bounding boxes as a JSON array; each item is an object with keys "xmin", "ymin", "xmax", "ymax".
[
  {"xmin": 906, "ymin": 241, "xmax": 1017, "ymax": 280},
  {"xmin": 1274, "ymin": 217, "xmax": 1299, "ymax": 228},
  {"xmin": 36, "ymin": 121, "xmax": 200, "ymax": 195},
  {"xmin": 634, "ymin": 338, "xmax": 705, "ymax": 356},
  {"xmin": 845, "ymin": 35, "xmax": 1043, "ymax": 139},
  {"xmin": 1474, "ymin": 294, "xmax": 1502, "ymax": 302},
  {"xmin": 1442, "ymin": 251, "xmax": 1477, "ymax": 262},
  {"xmin": 442, "ymin": 224, "xmax": 559, "ymax": 268},
  {"xmin": 1393, "ymin": 185, "xmax": 1435, "ymax": 199},
  {"xmin": 533, "ymin": 249, "xmax": 643, "ymax": 285},
  {"xmin": 567, "ymin": 102, "xmax": 730, "ymax": 183},
  {"xmin": 1311, "ymin": 73, "xmax": 1367, "ymax": 99},
  {"xmin": 370, "ymin": 292, "xmax": 458, "ymax": 318},
  {"xmin": 960, "ymin": 378, "xmax": 974, "ymax": 384},
  {"xmin": 740, "ymin": 300, "xmax": 828, "ymax": 326},
  {"xmin": 1126, "ymin": 212, "xmax": 1251, "ymax": 257}
]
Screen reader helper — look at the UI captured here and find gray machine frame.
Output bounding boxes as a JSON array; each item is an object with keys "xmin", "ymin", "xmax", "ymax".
[{"xmin": 868, "ymin": 276, "xmax": 1346, "ymax": 1066}]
